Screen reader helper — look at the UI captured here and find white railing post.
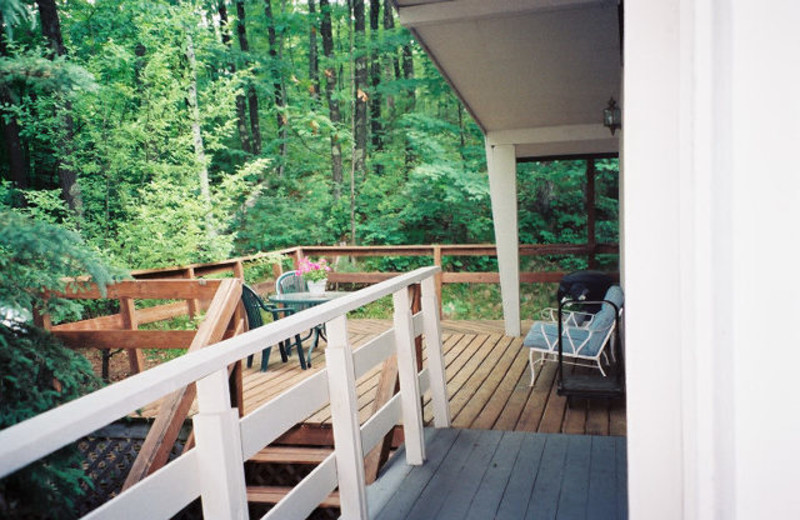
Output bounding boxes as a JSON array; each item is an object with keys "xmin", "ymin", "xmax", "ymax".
[
  {"xmin": 325, "ymin": 315, "xmax": 369, "ymax": 519},
  {"xmin": 421, "ymin": 276, "xmax": 451, "ymax": 427},
  {"xmin": 192, "ymin": 369, "xmax": 248, "ymax": 520},
  {"xmin": 393, "ymin": 287, "xmax": 426, "ymax": 465}
]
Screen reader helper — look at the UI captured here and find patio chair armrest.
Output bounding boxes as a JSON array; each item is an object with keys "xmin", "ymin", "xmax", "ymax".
[
  {"xmin": 560, "ymin": 298, "xmax": 622, "ymax": 315},
  {"xmin": 540, "ymin": 307, "xmax": 596, "ymax": 326},
  {"xmin": 558, "ymin": 298, "xmax": 622, "ymax": 340},
  {"xmin": 258, "ymin": 301, "xmax": 296, "ymax": 318}
]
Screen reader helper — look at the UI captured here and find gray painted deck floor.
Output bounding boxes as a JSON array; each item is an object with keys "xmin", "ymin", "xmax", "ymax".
[{"xmin": 367, "ymin": 428, "xmax": 627, "ymax": 520}]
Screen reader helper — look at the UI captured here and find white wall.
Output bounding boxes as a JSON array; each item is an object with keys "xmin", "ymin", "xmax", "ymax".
[
  {"xmin": 625, "ymin": 0, "xmax": 800, "ymax": 518},
  {"xmin": 729, "ymin": 2, "xmax": 800, "ymax": 517}
]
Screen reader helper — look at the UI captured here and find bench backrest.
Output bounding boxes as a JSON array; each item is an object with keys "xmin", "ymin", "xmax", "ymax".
[{"xmin": 587, "ymin": 285, "xmax": 624, "ymax": 332}]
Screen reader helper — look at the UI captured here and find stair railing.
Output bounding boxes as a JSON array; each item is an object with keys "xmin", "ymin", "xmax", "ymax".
[{"xmin": 0, "ymin": 266, "xmax": 448, "ymax": 520}]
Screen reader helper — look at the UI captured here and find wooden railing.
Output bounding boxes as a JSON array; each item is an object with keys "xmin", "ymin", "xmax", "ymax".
[
  {"xmin": 38, "ymin": 280, "xmax": 232, "ymax": 378},
  {"xmin": 0, "ymin": 267, "xmax": 448, "ymax": 519},
  {"xmin": 129, "ymin": 242, "xmax": 619, "ymax": 315}
]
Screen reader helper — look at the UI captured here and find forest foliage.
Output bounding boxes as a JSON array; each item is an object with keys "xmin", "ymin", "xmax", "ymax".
[{"xmin": 0, "ymin": 0, "xmax": 618, "ymax": 273}]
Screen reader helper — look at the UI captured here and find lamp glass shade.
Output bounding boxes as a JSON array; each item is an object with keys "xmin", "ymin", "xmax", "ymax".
[{"xmin": 603, "ymin": 98, "xmax": 621, "ymax": 135}]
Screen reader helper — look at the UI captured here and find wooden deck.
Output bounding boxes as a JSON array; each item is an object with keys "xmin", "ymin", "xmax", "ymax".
[
  {"xmin": 136, "ymin": 320, "xmax": 626, "ymax": 437},
  {"xmin": 368, "ymin": 428, "xmax": 627, "ymax": 520}
]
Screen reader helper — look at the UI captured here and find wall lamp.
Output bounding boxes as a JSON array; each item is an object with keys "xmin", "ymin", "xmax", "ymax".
[{"xmin": 603, "ymin": 97, "xmax": 621, "ymax": 135}]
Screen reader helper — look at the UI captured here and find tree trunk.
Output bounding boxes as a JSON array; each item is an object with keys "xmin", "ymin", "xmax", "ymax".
[
  {"xmin": 369, "ymin": 0, "xmax": 383, "ymax": 174},
  {"xmin": 0, "ymin": 12, "xmax": 26, "ymax": 190},
  {"xmin": 308, "ymin": 0, "xmax": 320, "ymax": 101},
  {"xmin": 383, "ymin": 0, "xmax": 400, "ymax": 79},
  {"xmin": 402, "ymin": 37, "xmax": 415, "ymax": 168},
  {"xmin": 457, "ymin": 101, "xmax": 466, "ymax": 161},
  {"xmin": 402, "ymin": 41, "xmax": 415, "ymax": 110},
  {"xmin": 218, "ymin": 1, "xmax": 252, "ymax": 154},
  {"xmin": 264, "ymin": 0, "xmax": 287, "ymax": 177},
  {"xmin": 185, "ymin": 34, "xmax": 215, "ymax": 238},
  {"xmin": 0, "ymin": 106, "xmax": 26, "ymax": 189},
  {"xmin": 320, "ymin": 0, "xmax": 343, "ymax": 199},
  {"xmin": 236, "ymin": 0, "xmax": 262, "ymax": 155},
  {"xmin": 353, "ymin": 0, "xmax": 368, "ymax": 178},
  {"xmin": 36, "ymin": 0, "xmax": 83, "ymax": 218},
  {"xmin": 37, "ymin": 0, "xmax": 66, "ymax": 58}
]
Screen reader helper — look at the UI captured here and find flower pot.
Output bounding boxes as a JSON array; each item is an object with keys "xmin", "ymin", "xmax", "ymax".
[{"xmin": 308, "ymin": 279, "xmax": 327, "ymax": 295}]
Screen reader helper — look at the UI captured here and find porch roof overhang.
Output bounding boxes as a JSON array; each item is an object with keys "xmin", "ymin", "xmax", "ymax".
[{"xmin": 394, "ymin": 0, "xmax": 622, "ymax": 159}]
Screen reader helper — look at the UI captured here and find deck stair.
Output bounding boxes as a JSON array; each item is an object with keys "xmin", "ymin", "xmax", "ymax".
[
  {"xmin": 247, "ymin": 487, "xmax": 340, "ymax": 508},
  {"xmin": 245, "ymin": 445, "xmax": 340, "ymax": 509},
  {"xmin": 248, "ymin": 446, "xmax": 333, "ymax": 464}
]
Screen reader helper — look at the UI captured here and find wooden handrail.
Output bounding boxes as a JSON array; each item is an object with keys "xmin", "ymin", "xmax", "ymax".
[
  {"xmin": 127, "ymin": 243, "xmax": 618, "ymax": 280},
  {"xmin": 126, "ymin": 243, "xmax": 619, "ymax": 321}
]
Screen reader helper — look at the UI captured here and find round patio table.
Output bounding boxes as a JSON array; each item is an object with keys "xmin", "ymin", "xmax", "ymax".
[{"xmin": 268, "ymin": 291, "xmax": 348, "ymax": 366}]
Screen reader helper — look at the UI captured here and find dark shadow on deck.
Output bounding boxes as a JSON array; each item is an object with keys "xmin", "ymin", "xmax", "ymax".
[{"xmin": 368, "ymin": 428, "xmax": 627, "ymax": 520}]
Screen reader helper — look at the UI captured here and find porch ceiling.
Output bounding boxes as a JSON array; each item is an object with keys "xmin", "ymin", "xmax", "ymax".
[{"xmin": 394, "ymin": 0, "xmax": 622, "ymax": 158}]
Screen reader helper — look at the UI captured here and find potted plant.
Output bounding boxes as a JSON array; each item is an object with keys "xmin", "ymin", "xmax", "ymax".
[{"xmin": 298, "ymin": 257, "xmax": 331, "ymax": 295}]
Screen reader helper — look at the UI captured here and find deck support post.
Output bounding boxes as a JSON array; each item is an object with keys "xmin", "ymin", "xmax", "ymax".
[
  {"xmin": 421, "ymin": 276, "xmax": 450, "ymax": 427},
  {"xmin": 193, "ymin": 368, "xmax": 248, "ymax": 519},
  {"xmin": 325, "ymin": 315, "xmax": 369, "ymax": 519},
  {"xmin": 183, "ymin": 267, "xmax": 199, "ymax": 319},
  {"xmin": 486, "ymin": 141, "xmax": 521, "ymax": 337},
  {"xmin": 120, "ymin": 297, "xmax": 144, "ymax": 374},
  {"xmin": 393, "ymin": 288, "xmax": 426, "ymax": 465}
]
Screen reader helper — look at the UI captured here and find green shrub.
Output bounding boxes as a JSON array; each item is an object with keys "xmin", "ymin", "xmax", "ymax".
[
  {"xmin": 0, "ymin": 323, "xmax": 101, "ymax": 519},
  {"xmin": 0, "ymin": 209, "xmax": 117, "ymax": 517},
  {"xmin": 0, "ymin": 209, "xmax": 122, "ymax": 322}
]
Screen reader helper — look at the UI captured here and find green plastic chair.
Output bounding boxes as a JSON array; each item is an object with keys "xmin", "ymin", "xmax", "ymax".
[
  {"xmin": 241, "ymin": 284, "xmax": 307, "ymax": 371},
  {"xmin": 274, "ymin": 271, "xmax": 323, "ymax": 367},
  {"xmin": 276, "ymin": 270, "xmax": 307, "ymax": 297}
]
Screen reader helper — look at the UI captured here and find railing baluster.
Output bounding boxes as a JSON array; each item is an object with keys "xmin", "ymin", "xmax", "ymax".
[
  {"xmin": 422, "ymin": 277, "xmax": 451, "ymax": 428},
  {"xmin": 393, "ymin": 288, "xmax": 426, "ymax": 465},
  {"xmin": 325, "ymin": 315, "xmax": 369, "ymax": 519},
  {"xmin": 193, "ymin": 368, "xmax": 248, "ymax": 519}
]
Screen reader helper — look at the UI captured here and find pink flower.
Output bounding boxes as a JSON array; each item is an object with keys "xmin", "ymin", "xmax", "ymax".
[{"xmin": 298, "ymin": 257, "xmax": 332, "ymax": 282}]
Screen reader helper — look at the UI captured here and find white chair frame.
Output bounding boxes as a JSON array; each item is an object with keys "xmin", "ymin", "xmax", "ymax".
[{"xmin": 528, "ymin": 305, "xmax": 622, "ymax": 386}]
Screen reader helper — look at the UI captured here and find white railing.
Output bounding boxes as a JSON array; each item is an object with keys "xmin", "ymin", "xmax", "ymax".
[{"xmin": 0, "ymin": 266, "xmax": 450, "ymax": 520}]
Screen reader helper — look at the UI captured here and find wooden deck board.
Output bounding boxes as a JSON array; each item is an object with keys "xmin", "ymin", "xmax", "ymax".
[
  {"xmin": 468, "ymin": 341, "xmax": 531, "ymax": 430},
  {"xmin": 462, "ymin": 430, "xmax": 527, "ymax": 520},
  {"xmin": 372, "ymin": 428, "xmax": 461, "ymax": 520},
  {"xmin": 403, "ymin": 429, "xmax": 495, "ymax": 519},
  {"xmin": 435, "ymin": 429, "xmax": 505, "ymax": 520},
  {"xmin": 370, "ymin": 429, "xmax": 627, "ymax": 520},
  {"xmin": 136, "ymin": 320, "xmax": 626, "ymax": 437},
  {"xmin": 495, "ymin": 433, "xmax": 547, "ymax": 519},
  {"xmin": 556, "ymin": 436, "xmax": 592, "ymax": 519},
  {"xmin": 586, "ymin": 436, "xmax": 619, "ymax": 519},
  {"xmin": 450, "ymin": 336, "xmax": 516, "ymax": 428}
]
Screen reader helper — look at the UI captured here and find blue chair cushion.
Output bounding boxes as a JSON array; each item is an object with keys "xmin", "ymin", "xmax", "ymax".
[
  {"xmin": 524, "ymin": 322, "xmax": 604, "ymax": 357},
  {"xmin": 589, "ymin": 285, "xmax": 623, "ymax": 331},
  {"xmin": 603, "ymin": 285, "xmax": 624, "ymax": 311}
]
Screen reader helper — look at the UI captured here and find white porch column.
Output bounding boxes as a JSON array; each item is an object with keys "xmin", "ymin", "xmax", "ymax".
[{"xmin": 486, "ymin": 141, "xmax": 521, "ymax": 337}]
